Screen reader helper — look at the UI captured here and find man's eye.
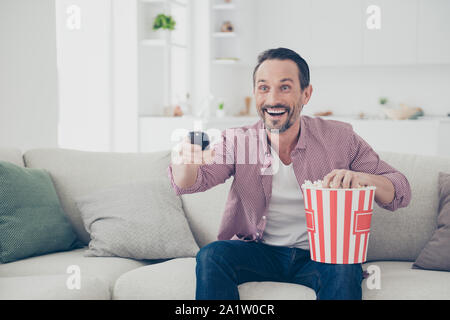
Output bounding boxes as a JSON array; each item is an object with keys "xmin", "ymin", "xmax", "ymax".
[
  {"xmin": 281, "ymin": 85, "xmax": 290, "ymax": 91},
  {"xmin": 259, "ymin": 86, "xmax": 268, "ymax": 92}
]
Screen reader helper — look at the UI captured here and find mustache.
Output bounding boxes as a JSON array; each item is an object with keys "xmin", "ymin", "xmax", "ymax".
[{"xmin": 261, "ymin": 104, "xmax": 290, "ymax": 112}]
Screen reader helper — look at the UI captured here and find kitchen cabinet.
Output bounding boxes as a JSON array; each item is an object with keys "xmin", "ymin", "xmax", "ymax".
[
  {"xmin": 329, "ymin": 117, "xmax": 450, "ymax": 157},
  {"xmin": 310, "ymin": 0, "xmax": 363, "ymax": 66},
  {"xmin": 251, "ymin": 0, "xmax": 449, "ymax": 67},
  {"xmin": 256, "ymin": 0, "xmax": 313, "ymax": 61},
  {"xmin": 417, "ymin": 0, "xmax": 450, "ymax": 64},
  {"xmin": 363, "ymin": 0, "xmax": 418, "ymax": 65}
]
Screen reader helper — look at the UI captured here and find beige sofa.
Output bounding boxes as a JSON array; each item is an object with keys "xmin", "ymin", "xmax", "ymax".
[{"xmin": 0, "ymin": 147, "xmax": 449, "ymax": 300}]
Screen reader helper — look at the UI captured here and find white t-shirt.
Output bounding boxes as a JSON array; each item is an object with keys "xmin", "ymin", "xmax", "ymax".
[{"xmin": 262, "ymin": 146, "xmax": 309, "ymax": 250}]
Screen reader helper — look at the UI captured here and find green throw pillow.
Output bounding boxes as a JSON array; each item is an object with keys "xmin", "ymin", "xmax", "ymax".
[{"xmin": 0, "ymin": 161, "xmax": 81, "ymax": 263}]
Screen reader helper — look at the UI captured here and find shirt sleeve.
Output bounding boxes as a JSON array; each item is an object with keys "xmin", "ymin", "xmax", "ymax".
[
  {"xmin": 348, "ymin": 129, "xmax": 411, "ymax": 211},
  {"xmin": 167, "ymin": 130, "xmax": 235, "ymax": 196}
]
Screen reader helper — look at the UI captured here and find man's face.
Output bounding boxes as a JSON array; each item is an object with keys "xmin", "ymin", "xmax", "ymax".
[{"xmin": 254, "ymin": 59, "xmax": 306, "ymax": 133}]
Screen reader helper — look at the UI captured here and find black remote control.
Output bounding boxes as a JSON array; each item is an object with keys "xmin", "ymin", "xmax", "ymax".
[{"xmin": 188, "ymin": 131, "xmax": 210, "ymax": 151}]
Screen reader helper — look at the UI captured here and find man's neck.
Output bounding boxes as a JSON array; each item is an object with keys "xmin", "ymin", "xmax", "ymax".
[{"xmin": 266, "ymin": 118, "xmax": 301, "ymax": 157}]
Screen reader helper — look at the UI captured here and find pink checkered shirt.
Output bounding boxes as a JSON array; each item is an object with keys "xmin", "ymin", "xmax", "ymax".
[{"xmin": 167, "ymin": 115, "xmax": 411, "ymax": 242}]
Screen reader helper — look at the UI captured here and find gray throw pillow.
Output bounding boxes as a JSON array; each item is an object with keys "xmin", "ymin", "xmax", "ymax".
[
  {"xmin": 75, "ymin": 178, "xmax": 199, "ymax": 260},
  {"xmin": 413, "ymin": 172, "xmax": 450, "ymax": 271}
]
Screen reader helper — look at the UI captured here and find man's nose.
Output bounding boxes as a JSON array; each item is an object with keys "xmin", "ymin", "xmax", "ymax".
[{"xmin": 265, "ymin": 89, "xmax": 282, "ymax": 106}]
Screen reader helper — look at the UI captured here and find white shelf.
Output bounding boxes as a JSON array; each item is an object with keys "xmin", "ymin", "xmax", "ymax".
[
  {"xmin": 141, "ymin": 0, "xmax": 187, "ymax": 6},
  {"xmin": 212, "ymin": 58, "xmax": 239, "ymax": 65},
  {"xmin": 140, "ymin": 39, "xmax": 166, "ymax": 46},
  {"xmin": 140, "ymin": 39, "xmax": 187, "ymax": 48},
  {"xmin": 212, "ymin": 4, "xmax": 236, "ymax": 10},
  {"xmin": 140, "ymin": 0, "xmax": 165, "ymax": 3},
  {"xmin": 170, "ymin": 0, "xmax": 187, "ymax": 7},
  {"xmin": 212, "ymin": 32, "xmax": 236, "ymax": 38}
]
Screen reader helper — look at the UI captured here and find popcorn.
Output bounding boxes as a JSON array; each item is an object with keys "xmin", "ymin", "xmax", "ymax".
[
  {"xmin": 301, "ymin": 179, "xmax": 372, "ymax": 189},
  {"xmin": 302, "ymin": 180, "xmax": 324, "ymax": 188}
]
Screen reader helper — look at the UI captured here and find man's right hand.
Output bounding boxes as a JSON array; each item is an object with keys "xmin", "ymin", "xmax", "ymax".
[
  {"xmin": 171, "ymin": 136, "xmax": 216, "ymax": 189},
  {"xmin": 173, "ymin": 136, "xmax": 216, "ymax": 165}
]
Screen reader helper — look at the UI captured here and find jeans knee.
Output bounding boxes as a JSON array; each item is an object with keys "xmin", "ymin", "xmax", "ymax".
[
  {"xmin": 196, "ymin": 241, "xmax": 231, "ymax": 266},
  {"xmin": 323, "ymin": 264, "xmax": 363, "ymax": 284},
  {"xmin": 196, "ymin": 243, "xmax": 214, "ymax": 265}
]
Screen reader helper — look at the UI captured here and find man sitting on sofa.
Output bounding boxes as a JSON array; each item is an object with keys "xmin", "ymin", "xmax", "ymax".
[{"xmin": 168, "ymin": 47, "xmax": 411, "ymax": 300}]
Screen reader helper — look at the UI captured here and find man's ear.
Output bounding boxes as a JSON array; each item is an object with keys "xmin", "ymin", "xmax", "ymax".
[{"xmin": 302, "ymin": 85, "xmax": 313, "ymax": 105}]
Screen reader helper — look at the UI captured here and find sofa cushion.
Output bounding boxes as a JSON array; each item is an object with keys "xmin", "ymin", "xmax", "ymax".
[
  {"xmin": 413, "ymin": 172, "xmax": 450, "ymax": 271},
  {"xmin": 76, "ymin": 179, "xmax": 199, "ymax": 260},
  {"xmin": 362, "ymin": 261, "xmax": 450, "ymax": 300},
  {"xmin": 367, "ymin": 152, "xmax": 450, "ymax": 262},
  {"xmin": 23, "ymin": 148, "xmax": 172, "ymax": 245},
  {"xmin": 0, "ymin": 161, "xmax": 81, "ymax": 263},
  {"xmin": 181, "ymin": 179, "xmax": 233, "ymax": 248},
  {"xmin": 113, "ymin": 258, "xmax": 197, "ymax": 300},
  {"xmin": 113, "ymin": 257, "xmax": 450, "ymax": 300},
  {"xmin": 0, "ymin": 247, "xmax": 150, "ymax": 293},
  {"xmin": 113, "ymin": 257, "xmax": 315, "ymax": 300},
  {"xmin": 0, "ymin": 148, "xmax": 24, "ymax": 167},
  {"xmin": 0, "ymin": 274, "xmax": 110, "ymax": 300}
]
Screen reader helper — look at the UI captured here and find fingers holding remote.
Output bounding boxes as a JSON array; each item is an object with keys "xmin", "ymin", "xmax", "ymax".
[{"xmin": 172, "ymin": 136, "xmax": 216, "ymax": 165}]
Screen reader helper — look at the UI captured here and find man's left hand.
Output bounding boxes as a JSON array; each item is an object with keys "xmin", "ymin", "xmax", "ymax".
[{"xmin": 322, "ymin": 169, "xmax": 370, "ymax": 189}]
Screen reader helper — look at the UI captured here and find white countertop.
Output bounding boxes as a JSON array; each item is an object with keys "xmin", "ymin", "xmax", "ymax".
[{"xmin": 139, "ymin": 114, "xmax": 450, "ymax": 123}]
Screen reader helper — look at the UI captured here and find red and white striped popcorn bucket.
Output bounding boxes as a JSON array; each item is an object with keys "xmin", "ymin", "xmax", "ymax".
[{"xmin": 302, "ymin": 185, "xmax": 376, "ymax": 264}]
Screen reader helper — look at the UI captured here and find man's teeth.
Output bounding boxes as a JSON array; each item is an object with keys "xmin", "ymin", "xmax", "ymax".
[{"xmin": 266, "ymin": 108, "xmax": 286, "ymax": 115}]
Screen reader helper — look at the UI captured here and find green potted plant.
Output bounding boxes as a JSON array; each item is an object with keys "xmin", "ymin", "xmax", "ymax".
[
  {"xmin": 378, "ymin": 97, "xmax": 389, "ymax": 119},
  {"xmin": 152, "ymin": 14, "xmax": 176, "ymax": 32},
  {"xmin": 216, "ymin": 100, "xmax": 225, "ymax": 118},
  {"xmin": 379, "ymin": 97, "xmax": 388, "ymax": 106}
]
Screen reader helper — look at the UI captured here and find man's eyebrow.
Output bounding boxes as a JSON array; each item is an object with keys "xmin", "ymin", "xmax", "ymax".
[{"xmin": 257, "ymin": 78, "xmax": 294, "ymax": 84}]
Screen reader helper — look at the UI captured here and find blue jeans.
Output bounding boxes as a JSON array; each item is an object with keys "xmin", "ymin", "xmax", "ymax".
[{"xmin": 196, "ymin": 240, "xmax": 363, "ymax": 300}]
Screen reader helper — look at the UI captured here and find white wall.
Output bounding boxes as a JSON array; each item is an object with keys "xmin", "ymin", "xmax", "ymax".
[
  {"xmin": 55, "ymin": 0, "xmax": 113, "ymax": 152},
  {"xmin": 55, "ymin": 0, "xmax": 139, "ymax": 152},
  {"xmin": 189, "ymin": 0, "xmax": 211, "ymax": 117},
  {"xmin": 0, "ymin": 0, "xmax": 59, "ymax": 152},
  {"xmin": 111, "ymin": 0, "xmax": 138, "ymax": 152}
]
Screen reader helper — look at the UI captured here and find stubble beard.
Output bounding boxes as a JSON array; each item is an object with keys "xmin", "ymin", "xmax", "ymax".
[{"xmin": 260, "ymin": 103, "xmax": 302, "ymax": 134}]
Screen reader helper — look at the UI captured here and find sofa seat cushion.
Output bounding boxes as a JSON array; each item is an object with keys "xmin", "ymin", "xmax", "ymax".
[
  {"xmin": 0, "ymin": 248, "xmax": 150, "ymax": 293},
  {"xmin": 0, "ymin": 274, "xmax": 110, "ymax": 300},
  {"xmin": 113, "ymin": 258, "xmax": 316, "ymax": 300},
  {"xmin": 362, "ymin": 261, "xmax": 450, "ymax": 300},
  {"xmin": 114, "ymin": 258, "xmax": 450, "ymax": 300}
]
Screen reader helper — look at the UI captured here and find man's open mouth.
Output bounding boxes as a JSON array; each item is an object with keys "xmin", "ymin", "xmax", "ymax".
[{"xmin": 265, "ymin": 108, "xmax": 288, "ymax": 117}]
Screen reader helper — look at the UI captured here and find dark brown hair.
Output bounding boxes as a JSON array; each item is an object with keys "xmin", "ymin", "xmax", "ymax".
[{"xmin": 253, "ymin": 47, "xmax": 310, "ymax": 90}]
